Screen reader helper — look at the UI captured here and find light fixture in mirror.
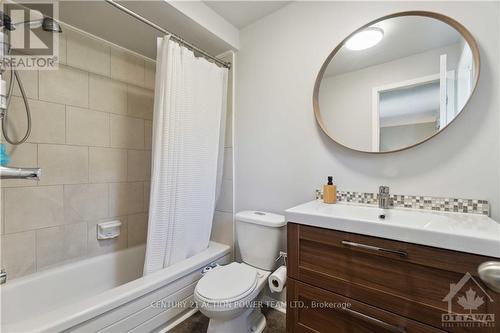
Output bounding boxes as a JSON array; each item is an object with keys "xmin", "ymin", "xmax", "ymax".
[
  {"xmin": 345, "ymin": 27, "xmax": 384, "ymax": 50},
  {"xmin": 314, "ymin": 12, "xmax": 480, "ymax": 153}
]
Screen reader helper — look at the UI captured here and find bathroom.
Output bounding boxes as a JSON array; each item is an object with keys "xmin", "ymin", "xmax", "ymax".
[{"xmin": 0, "ymin": 1, "xmax": 499, "ymax": 332}]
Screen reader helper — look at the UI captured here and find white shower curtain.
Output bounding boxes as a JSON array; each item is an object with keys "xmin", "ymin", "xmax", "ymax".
[{"xmin": 144, "ymin": 36, "xmax": 228, "ymax": 275}]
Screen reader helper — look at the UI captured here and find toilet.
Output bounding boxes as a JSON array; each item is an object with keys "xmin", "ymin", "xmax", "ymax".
[{"xmin": 194, "ymin": 211, "xmax": 286, "ymax": 333}]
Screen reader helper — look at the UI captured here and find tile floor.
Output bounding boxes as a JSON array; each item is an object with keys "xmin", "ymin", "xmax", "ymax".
[{"xmin": 170, "ymin": 306, "xmax": 286, "ymax": 333}]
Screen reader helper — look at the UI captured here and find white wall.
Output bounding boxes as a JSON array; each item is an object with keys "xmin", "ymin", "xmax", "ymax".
[
  {"xmin": 235, "ymin": 2, "xmax": 500, "ymax": 219},
  {"xmin": 319, "ymin": 43, "xmax": 461, "ymax": 151}
]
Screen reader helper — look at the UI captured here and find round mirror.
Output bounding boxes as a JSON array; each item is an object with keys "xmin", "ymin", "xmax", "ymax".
[{"xmin": 314, "ymin": 12, "xmax": 480, "ymax": 153}]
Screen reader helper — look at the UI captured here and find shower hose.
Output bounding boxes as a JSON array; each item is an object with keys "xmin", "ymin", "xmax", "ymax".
[{"xmin": 1, "ymin": 61, "xmax": 32, "ymax": 145}]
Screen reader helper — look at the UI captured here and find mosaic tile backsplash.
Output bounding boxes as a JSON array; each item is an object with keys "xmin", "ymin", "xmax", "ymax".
[{"xmin": 316, "ymin": 190, "xmax": 490, "ymax": 216}]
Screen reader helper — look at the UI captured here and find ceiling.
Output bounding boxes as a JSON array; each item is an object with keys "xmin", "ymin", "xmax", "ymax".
[
  {"xmin": 56, "ymin": 1, "xmax": 290, "ymax": 60},
  {"xmin": 58, "ymin": 1, "xmax": 237, "ymax": 60},
  {"xmin": 204, "ymin": 1, "xmax": 290, "ymax": 29},
  {"xmin": 325, "ymin": 16, "xmax": 463, "ymax": 77}
]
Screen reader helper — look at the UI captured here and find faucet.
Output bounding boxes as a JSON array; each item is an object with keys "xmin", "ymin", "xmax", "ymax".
[
  {"xmin": 0, "ymin": 165, "xmax": 41, "ymax": 180},
  {"xmin": 0, "ymin": 268, "xmax": 6, "ymax": 284},
  {"xmin": 378, "ymin": 186, "xmax": 393, "ymax": 209}
]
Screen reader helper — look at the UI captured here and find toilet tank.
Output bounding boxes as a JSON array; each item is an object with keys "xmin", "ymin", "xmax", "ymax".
[{"xmin": 235, "ymin": 211, "xmax": 286, "ymax": 271}]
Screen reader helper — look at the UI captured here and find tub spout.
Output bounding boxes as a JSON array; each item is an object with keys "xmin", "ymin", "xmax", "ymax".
[{"xmin": 0, "ymin": 165, "xmax": 41, "ymax": 180}]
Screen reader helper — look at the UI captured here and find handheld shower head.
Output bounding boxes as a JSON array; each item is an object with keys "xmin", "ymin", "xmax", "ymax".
[
  {"xmin": 1, "ymin": 12, "xmax": 61, "ymax": 33},
  {"xmin": 42, "ymin": 17, "xmax": 62, "ymax": 33}
]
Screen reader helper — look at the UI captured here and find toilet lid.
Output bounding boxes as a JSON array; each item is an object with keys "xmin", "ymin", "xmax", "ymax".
[{"xmin": 196, "ymin": 263, "xmax": 258, "ymax": 302}]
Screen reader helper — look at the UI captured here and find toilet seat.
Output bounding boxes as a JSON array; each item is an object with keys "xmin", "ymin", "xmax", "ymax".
[{"xmin": 195, "ymin": 262, "xmax": 259, "ymax": 304}]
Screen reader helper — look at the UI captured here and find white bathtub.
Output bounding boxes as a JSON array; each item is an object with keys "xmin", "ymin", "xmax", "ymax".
[{"xmin": 1, "ymin": 241, "xmax": 231, "ymax": 332}]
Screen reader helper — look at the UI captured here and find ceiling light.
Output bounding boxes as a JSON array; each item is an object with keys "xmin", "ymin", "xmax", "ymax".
[{"xmin": 345, "ymin": 27, "xmax": 384, "ymax": 51}]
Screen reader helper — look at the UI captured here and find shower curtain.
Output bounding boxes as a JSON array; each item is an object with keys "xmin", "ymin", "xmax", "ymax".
[{"xmin": 144, "ymin": 36, "xmax": 228, "ymax": 275}]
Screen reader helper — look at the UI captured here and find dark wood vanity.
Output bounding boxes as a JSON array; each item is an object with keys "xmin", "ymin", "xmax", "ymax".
[{"xmin": 286, "ymin": 223, "xmax": 499, "ymax": 333}]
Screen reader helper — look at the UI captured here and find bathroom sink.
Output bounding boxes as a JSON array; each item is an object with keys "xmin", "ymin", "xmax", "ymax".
[{"xmin": 285, "ymin": 200, "xmax": 500, "ymax": 257}]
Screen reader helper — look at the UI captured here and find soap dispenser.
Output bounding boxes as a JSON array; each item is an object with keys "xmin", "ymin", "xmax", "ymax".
[{"xmin": 323, "ymin": 176, "xmax": 337, "ymax": 204}]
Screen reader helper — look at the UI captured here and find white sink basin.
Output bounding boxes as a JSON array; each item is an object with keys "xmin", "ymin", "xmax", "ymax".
[{"xmin": 285, "ymin": 200, "xmax": 500, "ymax": 257}]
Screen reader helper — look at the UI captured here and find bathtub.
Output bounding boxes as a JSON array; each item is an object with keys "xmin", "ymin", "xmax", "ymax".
[{"xmin": 1, "ymin": 241, "xmax": 231, "ymax": 332}]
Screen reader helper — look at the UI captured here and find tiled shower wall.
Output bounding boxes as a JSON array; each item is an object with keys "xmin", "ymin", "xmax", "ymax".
[
  {"xmin": 210, "ymin": 52, "xmax": 234, "ymax": 254},
  {"xmin": 0, "ymin": 25, "xmax": 155, "ymax": 279}
]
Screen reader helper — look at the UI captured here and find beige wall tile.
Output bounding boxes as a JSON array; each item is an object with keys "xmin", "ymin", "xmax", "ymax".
[
  {"xmin": 67, "ymin": 30, "xmax": 110, "ymax": 76},
  {"xmin": 1, "ymin": 189, "xmax": 4, "ymax": 234},
  {"xmin": 1, "ymin": 143, "xmax": 38, "ymax": 188},
  {"xmin": 29, "ymin": 100, "xmax": 66, "ymax": 144},
  {"xmin": 38, "ymin": 144, "xmax": 89, "ymax": 185},
  {"xmin": 127, "ymin": 213, "xmax": 148, "ymax": 247},
  {"xmin": 39, "ymin": 65, "xmax": 89, "ymax": 107},
  {"xmin": 4, "ymin": 186, "xmax": 64, "ymax": 233},
  {"xmin": 216, "ymin": 179, "xmax": 233, "ymax": 213},
  {"xmin": 89, "ymin": 74, "xmax": 127, "ymax": 114},
  {"xmin": 144, "ymin": 61, "xmax": 156, "ymax": 89},
  {"xmin": 66, "ymin": 106, "xmax": 110, "ymax": 146},
  {"xmin": 109, "ymin": 182, "xmax": 144, "ymax": 216},
  {"xmin": 87, "ymin": 217, "xmax": 127, "ymax": 257},
  {"xmin": 36, "ymin": 223, "xmax": 87, "ymax": 269},
  {"xmin": 64, "ymin": 184, "xmax": 108, "ymax": 223},
  {"xmin": 210, "ymin": 211, "xmax": 234, "ymax": 247},
  {"xmin": 1, "ymin": 231, "xmax": 36, "ymax": 279},
  {"xmin": 145, "ymin": 120, "xmax": 153, "ymax": 149},
  {"xmin": 89, "ymin": 147, "xmax": 127, "ymax": 183},
  {"xmin": 127, "ymin": 85, "xmax": 154, "ymax": 120},
  {"xmin": 110, "ymin": 48, "xmax": 145, "ymax": 85},
  {"xmin": 144, "ymin": 181, "xmax": 150, "ymax": 212},
  {"xmin": 127, "ymin": 150, "xmax": 151, "ymax": 181},
  {"xmin": 4, "ymin": 97, "xmax": 66, "ymax": 144},
  {"xmin": 58, "ymin": 31, "xmax": 67, "ymax": 65},
  {"xmin": 5, "ymin": 69, "xmax": 38, "ymax": 100},
  {"xmin": 145, "ymin": 152, "xmax": 151, "ymax": 180},
  {"xmin": 1, "ymin": 27, "xmax": 159, "ymax": 282},
  {"xmin": 110, "ymin": 114, "xmax": 144, "ymax": 149}
]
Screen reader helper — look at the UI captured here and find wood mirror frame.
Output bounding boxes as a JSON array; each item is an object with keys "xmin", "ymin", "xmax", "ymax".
[{"xmin": 313, "ymin": 11, "xmax": 481, "ymax": 154}]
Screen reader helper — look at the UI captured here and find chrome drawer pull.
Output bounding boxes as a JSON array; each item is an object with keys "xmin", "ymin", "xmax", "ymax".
[
  {"xmin": 343, "ymin": 308, "xmax": 406, "ymax": 333},
  {"xmin": 478, "ymin": 261, "xmax": 500, "ymax": 293},
  {"xmin": 341, "ymin": 240, "xmax": 408, "ymax": 257}
]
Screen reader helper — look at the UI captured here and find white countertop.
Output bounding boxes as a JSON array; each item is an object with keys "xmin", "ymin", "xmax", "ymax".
[{"xmin": 285, "ymin": 200, "xmax": 500, "ymax": 258}]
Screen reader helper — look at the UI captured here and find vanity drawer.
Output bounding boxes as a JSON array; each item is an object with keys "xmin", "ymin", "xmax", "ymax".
[
  {"xmin": 288, "ymin": 223, "xmax": 499, "ymax": 332},
  {"xmin": 287, "ymin": 278, "xmax": 447, "ymax": 333}
]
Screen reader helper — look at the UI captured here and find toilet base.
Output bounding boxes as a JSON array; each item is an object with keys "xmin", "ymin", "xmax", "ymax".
[{"xmin": 206, "ymin": 307, "xmax": 266, "ymax": 333}]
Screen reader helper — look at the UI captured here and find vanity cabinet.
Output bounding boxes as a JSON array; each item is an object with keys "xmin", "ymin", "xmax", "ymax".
[{"xmin": 287, "ymin": 223, "xmax": 499, "ymax": 333}]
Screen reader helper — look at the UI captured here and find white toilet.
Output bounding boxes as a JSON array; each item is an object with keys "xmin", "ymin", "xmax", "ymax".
[{"xmin": 194, "ymin": 211, "xmax": 286, "ymax": 333}]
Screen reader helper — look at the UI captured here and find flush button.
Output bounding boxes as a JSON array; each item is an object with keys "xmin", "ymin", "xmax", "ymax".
[{"xmin": 254, "ymin": 212, "xmax": 266, "ymax": 216}]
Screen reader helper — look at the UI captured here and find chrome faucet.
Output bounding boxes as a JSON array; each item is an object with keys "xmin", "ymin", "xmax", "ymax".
[
  {"xmin": 0, "ymin": 268, "xmax": 6, "ymax": 284},
  {"xmin": 0, "ymin": 165, "xmax": 41, "ymax": 180},
  {"xmin": 378, "ymin": 186, "xmax": 393, "ymax": 209}
]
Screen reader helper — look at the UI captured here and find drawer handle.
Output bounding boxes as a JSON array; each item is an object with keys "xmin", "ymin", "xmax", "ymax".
[
  {"xmin": 341, "ymin": 240, "xmax": 408, "ymax": 257},
  {"xmin": 343, "ymin": 308, "xmax": 406, "ymax": 333}
]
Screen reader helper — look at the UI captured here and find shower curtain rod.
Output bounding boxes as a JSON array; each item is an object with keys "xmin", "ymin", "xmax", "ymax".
[{"xmin": 104, "ymin": 0, "xmax": 231, "ymax": 69}]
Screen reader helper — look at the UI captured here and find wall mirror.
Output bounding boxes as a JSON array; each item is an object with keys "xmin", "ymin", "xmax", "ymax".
[{"xmin": 314, "ymin": 12, "xmax": 480, "ymax": 153}]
